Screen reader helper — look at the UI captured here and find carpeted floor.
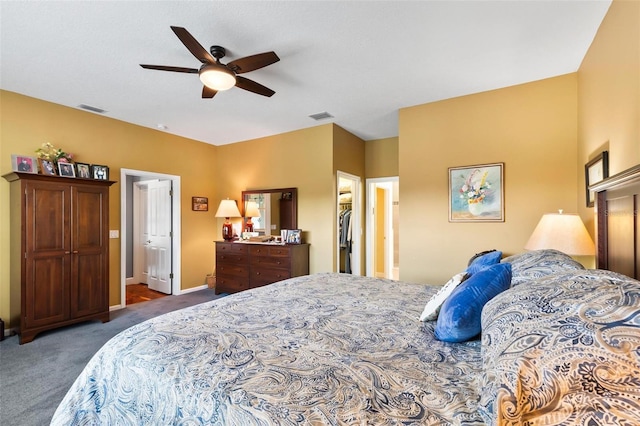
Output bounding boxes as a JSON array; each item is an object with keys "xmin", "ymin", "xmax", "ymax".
[{"xmin": 0, "ymin": 288, "xmax": 226, "ymax": 426}]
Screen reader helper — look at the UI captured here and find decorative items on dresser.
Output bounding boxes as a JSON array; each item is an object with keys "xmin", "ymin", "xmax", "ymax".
[
  {"xmin": 215, "ymin": 241, "xmax": 309, "ymax": 294},
  {"xmin": 3, "ymin": 172, "xmax": 115, "ymax": 344}
]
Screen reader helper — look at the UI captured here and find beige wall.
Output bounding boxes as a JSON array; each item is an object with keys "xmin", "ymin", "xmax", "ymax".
[
  {"xmin": 365, "ymin": 137, "xmax": 399, "ymax": 178},
  {"xmin": 0, "ymin": 91, "xmax": 219, "ymax": 323},
  {"xmin": 577, "ymin": 0, "xmax": 640, "ymax": 230},
  {"xmin": 214, "ymin": 124, "xmax": 336, "ymax": 274},
  {"xmin": 399, "ymin": 74, "xmax": 579, "ymax": 284}
]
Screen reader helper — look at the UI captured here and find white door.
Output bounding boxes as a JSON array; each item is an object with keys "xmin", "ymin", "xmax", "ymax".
[
  {"xmin": 138, "ymin": 180, "xmax": 172, "ymax": 294},
  {"xmin": 366, "ymin": 177, "xmax": 399, "ymax": 280}
]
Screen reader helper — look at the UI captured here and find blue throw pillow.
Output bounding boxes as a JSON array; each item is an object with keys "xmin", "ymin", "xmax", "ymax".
[
  {"xmin": 435, "ymin": 262, "xmax": 512, "ymax": 342},
  {"xmin": 466, "ymin": 250, "xmax": 502, "ymax": 274}
]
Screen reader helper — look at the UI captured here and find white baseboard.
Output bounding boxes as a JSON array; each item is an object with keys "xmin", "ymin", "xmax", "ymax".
[
  {"xmin": 180, "ymin": 284, "xmax": 208, "ymax": 294},
  {"xmin": 109, "ymin": 304, "xmax": 125, "ymax": 311}
]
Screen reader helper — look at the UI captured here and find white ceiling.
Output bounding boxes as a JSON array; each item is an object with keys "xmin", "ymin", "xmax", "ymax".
[{"xmin": 1, "ymin": 1, "xmax": 611, "ymax": 146}]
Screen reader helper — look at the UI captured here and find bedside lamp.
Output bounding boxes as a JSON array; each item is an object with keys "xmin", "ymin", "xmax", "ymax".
[
  {"xmin": 244, "ymin": 201, "xmax": 261, "ymax": 232},
  {"xmin": 524, "ymin": 210, "xmax": 595, "ymax": 255},
  {"xmin": 215, "ymin": 199, "xmax": 241, "ymax": 241}
]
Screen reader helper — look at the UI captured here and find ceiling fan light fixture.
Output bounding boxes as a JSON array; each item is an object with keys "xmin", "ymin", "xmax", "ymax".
[{"xmin": 199, "ymin": 64, "xmax": 236, "ymax": 91}]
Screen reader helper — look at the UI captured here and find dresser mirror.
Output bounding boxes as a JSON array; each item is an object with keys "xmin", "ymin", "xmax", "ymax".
[{"xmin": 241, "ymin": 188, "xmax": 297, "ymax": 235}]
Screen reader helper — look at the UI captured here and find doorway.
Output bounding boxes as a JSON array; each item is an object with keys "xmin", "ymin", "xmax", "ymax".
[
  {"xmin": 366, "ymin": 177, "xmax": 399, "ymax": 280},
  {"xmin": 337, "ymin": 171, "xmax": 361, "ymax": 275},
  {"xmin": 119, "ymin": 168, "xmax": 182, "ymax": 309}
]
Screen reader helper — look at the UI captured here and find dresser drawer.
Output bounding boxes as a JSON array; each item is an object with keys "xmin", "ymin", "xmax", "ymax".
[
  {"xmin": 216, "ymin": 253, "xmax": 247, "ymax": 265},
  {"xmin": 215, "ymin": 275, "xmax": 249, "ymax": 293},
  {"xmin": 250, "ymin": 267, "xmax": 292, "ymax": 287},
  {"xmin": 249, "ymin": 245, "xmax": 290, "ymax": 257},
  {"xmin": 216, "ymin": 243, "xmax": 248, "ymax": 254},
  {"xmin": 250, "ymin": 255, "xmax": 291, "ymax": 269},
  {"xmin": 216, "ymin": 262, "xmax": 248, "ymax": 278}
]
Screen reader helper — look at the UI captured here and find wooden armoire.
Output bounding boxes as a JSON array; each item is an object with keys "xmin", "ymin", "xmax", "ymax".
[{"xmin": 4, "ymin": 172, "xmax": 114, "ymax": 343}]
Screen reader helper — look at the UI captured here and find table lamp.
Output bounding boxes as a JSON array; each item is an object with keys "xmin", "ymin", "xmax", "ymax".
[
  {"xmin": 215, "ymin": 199, "xmax": 241, "ymax": 241},
  {"xmin": 524, "ymin": 210, "xmax": 595, "ymax": 255}
]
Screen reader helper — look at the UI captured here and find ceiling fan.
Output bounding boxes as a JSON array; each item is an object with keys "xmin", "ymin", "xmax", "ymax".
[{"xmin": 140, "ymin": 26, "xmax": 280, "ymax": 99}]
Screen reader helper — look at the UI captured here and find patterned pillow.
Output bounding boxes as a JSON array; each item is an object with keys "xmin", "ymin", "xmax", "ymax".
[
  {"xmin": 466, "ymin": 250, "xmax": 502, "ymax": 274},
  {"xmin": 478, "ymin": 269, "xmax": 640, "ymax": 425},
  {"xmin": 501, "ymin": 249, "xmax": 584, "ymax": 286},
  {"xmin": 419, "ymin": 272, "xmax": 468, "ymax": 321},
  {"xmin": 434, "ymin": 263, "xmax": 512, "ymax": 342}
]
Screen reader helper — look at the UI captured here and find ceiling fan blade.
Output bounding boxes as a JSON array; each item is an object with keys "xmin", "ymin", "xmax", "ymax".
[
  {"xmin": 235, "ymin": 76, "xmax": 275, "ymax": 97},
  {"xmin": 140, "ymin": 64, "xmax": 199, "ymax": 73},
  {"xmin": 202, "ymin": 85, "xmax": 218, "ymax": 99},
  {"xmin": 227, "ymin": 51, "xmax": 280, "ymax": 74},
  {"xmin": 170, "ymin": 26, "xmax": 215, "ymax": 63}
]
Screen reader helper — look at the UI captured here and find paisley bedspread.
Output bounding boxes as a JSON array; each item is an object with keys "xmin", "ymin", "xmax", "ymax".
[{"xmin": 51, "ymin": 273, "xmax": 485, "ymax": 425}]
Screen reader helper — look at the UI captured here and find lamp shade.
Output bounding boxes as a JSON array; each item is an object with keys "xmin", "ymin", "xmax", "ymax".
[
  {"xmin": 245, "ymin": 201, "xmax": 261, "ymax": 218},
  {"xmin": 199, "ymin": 64, "xmax": 236, "ymax": 91},
  {"xmin": 524, "ymin": 211, "xmax": 595, "ymax": 255},
  {"xmin": 215, "ymin": 199, "xmax": 241, "ymax": 218}
]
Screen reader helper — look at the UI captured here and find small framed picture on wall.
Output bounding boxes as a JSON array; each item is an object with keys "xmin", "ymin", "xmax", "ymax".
[
  {"xmin": 585, "ymin": 151, "xmax": 609, "ymax": 207},
  {"xmin": 192, "ymin": 197, "xmax": 209, "ymax": 211}
]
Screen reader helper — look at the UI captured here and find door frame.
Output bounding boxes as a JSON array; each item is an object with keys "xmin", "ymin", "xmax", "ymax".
[
  {"xmin": 336, "ymin": 171, "xmax": 361, "ymax": 275},
  {"xmin": 118, "ymin": 168, "xmax": 182, "ymax": 309},
  {"xmin": 366, "ymin": 177, "xmax": 398, "ymax": 279}
]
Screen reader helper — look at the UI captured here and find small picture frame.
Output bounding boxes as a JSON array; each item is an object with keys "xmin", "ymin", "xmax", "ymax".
[
  {"xmin": 449, "ymin": 162, "xmax": 504, "ymax": 222},
  {"xmin": 285, "ymin": 229, "xmax": 302, "ymax": 244},
  {"xmin": 92, "ymin": 165, "xmax": 109, "ymax": 180},
  {"xmin": 57, "ymin": 161, "xmax": 76, "ymax": 178},
  {"xmin": 11, "ymin": 155, "xmax": 38, "ymax": 174},
  {"xmin": 38, "ymin": 158, "xmax": 57, "ymax": 176},
  {"xmin": 585, "ymin": 151, "xmax": 609, "ymax": 207},
  {"xmin": 75, "ymin": 162, "xmax": 91, "ymax": 179},
  {"xmin": 192, "ymin": 196, "xmax": 209, "ymax": 211}
]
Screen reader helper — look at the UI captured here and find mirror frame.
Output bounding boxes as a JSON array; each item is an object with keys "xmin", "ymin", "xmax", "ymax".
[{"xmin": 241, "ymin": 187, "xmax": 298, "ymax": 230}]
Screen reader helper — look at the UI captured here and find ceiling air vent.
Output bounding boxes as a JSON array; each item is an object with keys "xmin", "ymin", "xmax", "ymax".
[
  {"xmin": 309, "ymin": 111, "xmax": 334, "ymax": 121},
  {"xmin": 78, "ymin": 104, "xmax": 107, "ymax": 114}
]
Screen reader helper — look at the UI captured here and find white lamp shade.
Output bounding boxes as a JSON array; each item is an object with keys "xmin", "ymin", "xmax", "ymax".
[
  {"xmin": 245, "ymin": 201, "xmax": 261, "ymax": 218},
  {"xmin": 199, "ymin": 64, "xmax": 236, "ymax": 91},
  {"xmin": 215, "ymin": 199, "xmax": 241, "ymax": 218},
  {"xmin": 524, "ymin": 212, "xmax": 595, "ymax": 256}
]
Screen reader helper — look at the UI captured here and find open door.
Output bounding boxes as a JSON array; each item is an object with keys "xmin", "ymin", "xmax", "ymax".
[
  {"xmin": 337, "ymin": 172, "xmax": 361, "ymax": 275},
  {"xmin": 366, "ymin": 177, "xmax": 399, "ymax": 280},
  {"xmin": 133, "ymin": 179, "xmax": 172, "ymax": 294}
]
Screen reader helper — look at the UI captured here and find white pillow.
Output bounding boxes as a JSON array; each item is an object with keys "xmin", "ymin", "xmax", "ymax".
[{"xmin": 419, "ymin": 272, "xmax": 468, "ymax": 321}]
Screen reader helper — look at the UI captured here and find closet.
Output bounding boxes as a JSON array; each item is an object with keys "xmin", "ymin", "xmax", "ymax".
[
  {"xmin": 4, "ymin": 172, "xmax": 114, "ymax": 343},
  {"xmin": 338, "ymin": 175, "xmax": 357, "ymax": 274}
]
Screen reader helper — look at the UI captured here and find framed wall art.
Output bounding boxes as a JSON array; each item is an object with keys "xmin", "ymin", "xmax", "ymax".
[
  {"xmin": 11, "ymin": 155, "xmax": 38, "ymax": 174},
  {"xmin": 585, "ymin": 151, "xmax": 609, "ymax": 207},
  {"xmin": 192, "ymin": 196, "xmax": 208, "ymax": 211},
  {"xmin": 449, "ymin": 162, "xmax": 504, "ymax": 222}
]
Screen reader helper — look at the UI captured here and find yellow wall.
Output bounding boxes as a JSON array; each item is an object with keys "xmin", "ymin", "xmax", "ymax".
[
  {"xmin": 577, "ymin": 0, "xmax": 640, "ymax": 229},
  {"xmin": 0, "ymin": 91, "xmax": 219, "ymax": 323},
  {"xmin": 214, "ymin": 124, "xmax": 336, "ymax": 274},
  {"xmin": 365, "ymin": 137, "xmax": 399, "ymax": 178},
  {"xmin": 399, "ymin": 74, "xmax": 579, "ymax": 284}
]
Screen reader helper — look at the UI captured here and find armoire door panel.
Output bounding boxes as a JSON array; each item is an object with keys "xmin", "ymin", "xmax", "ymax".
[
  {"xmin": 26, "ymin": 183, "xmax": 70, "ymax": 252},
  {"xmin": 71, "ymin": 253, "xmax": 106, "ymax": 317},
  {"xmin": 72, "ymin": 186, "xmax": 106, "ymax": 250},
  {"xmin": 24, "ymin": 256, "xmax": 69, "ymax": 328}
]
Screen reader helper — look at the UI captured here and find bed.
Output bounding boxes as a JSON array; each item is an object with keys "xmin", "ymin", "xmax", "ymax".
[{"xmin": 52, "ymin": 165, "xmax": 640, "ymax": 425}]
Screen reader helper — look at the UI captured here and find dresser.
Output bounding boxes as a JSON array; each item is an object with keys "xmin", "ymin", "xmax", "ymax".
[
  {"xmin": 4, "ymin": 172, "xmax": 114, "ymax": 343},
  {"xmin": 215, "ymin": 241, "xmax": 310, "ymax": 294}
]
